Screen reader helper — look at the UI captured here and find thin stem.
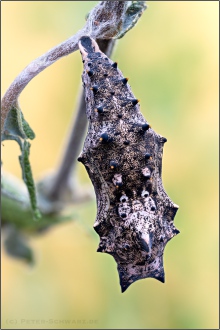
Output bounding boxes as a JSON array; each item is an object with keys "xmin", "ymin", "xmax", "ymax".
[
  {"xmin": 1, "ymin": 29, "xmax": 82, "ymax": 131},
  {"xmin": 46, "ymin": 39, "xmax": 116, "ymax": 201},
  {"xmin": 1, "ymin": 1, "xmax": 127, "ymax": 132}
]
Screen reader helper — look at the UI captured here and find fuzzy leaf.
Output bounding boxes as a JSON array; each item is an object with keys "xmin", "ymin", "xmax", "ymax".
[
  {"xmin": 1, "ymin": 106, "xmax": 40, "ymax": 219},
  {"xmin": 21, "ymin": 113, "xmax": 35, "ymax": 140},
  {"xmin": 19, "ymin": 140, "xmax": 41, "ymax": 219}
]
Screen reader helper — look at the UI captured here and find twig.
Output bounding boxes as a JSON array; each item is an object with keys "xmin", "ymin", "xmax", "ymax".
[{"xmin": 1, "ymin": 1, "xmax": 127, "ymax": 132}]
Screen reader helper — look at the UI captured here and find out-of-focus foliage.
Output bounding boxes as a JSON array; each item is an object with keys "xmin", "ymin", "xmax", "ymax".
[
  {"xmin": 1, "ymin": 1, "xmax": 218, "ymax": 329},
  {"xmin": 1, "ymin": 171, "xmax": 73, "ymax": 263},
  {"xmin": 4, "ymin": 226, "xmax": 34, "ymax": 264}
]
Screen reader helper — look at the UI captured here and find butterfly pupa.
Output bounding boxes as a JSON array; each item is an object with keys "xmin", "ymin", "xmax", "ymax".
[{"xmin": 78, "ymin": 36, "xmax": 179, "ymax": 292}]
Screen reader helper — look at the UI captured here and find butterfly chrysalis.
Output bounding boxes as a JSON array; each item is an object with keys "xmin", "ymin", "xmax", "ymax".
[{"xmin": 78, "ymin": 36, "xmax": 179, "ymax": 292}]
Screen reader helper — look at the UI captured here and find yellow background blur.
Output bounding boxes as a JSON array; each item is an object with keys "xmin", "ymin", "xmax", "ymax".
[{"xmin": 1, "ymin": 1, "xmax": 219, "ymax": 329}]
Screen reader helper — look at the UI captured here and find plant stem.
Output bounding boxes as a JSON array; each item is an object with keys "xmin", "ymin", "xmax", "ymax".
[{"xmin": 1, "ymin": 1, "xmax": 127, "ymax": 132}]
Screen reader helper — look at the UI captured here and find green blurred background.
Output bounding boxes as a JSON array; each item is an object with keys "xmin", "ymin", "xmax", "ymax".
[{"xmin": 1, "ymin": 1, "xmax": 219, "ymax": 329}]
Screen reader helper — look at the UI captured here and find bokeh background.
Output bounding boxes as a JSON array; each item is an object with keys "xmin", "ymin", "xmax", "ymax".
[{"xmin": 1, "ymin": 1, "xmax": 219, "ymax": 329}]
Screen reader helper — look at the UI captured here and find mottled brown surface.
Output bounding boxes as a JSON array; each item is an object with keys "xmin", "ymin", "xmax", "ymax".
[{"xmin": 78, "ymin": 36, "xmax": 179, "ymax": 292}]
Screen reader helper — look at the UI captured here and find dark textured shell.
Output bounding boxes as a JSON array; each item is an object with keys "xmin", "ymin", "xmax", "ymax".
[{"xmin": 78, "ymin": 36, "xmax": 179, "ymax": 292}]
